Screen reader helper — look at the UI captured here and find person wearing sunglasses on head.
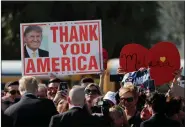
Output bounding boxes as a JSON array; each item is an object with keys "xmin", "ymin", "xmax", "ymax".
[
  {"xmin": 119, "ymin": 83, "xmax": 142, "ymax": 127},
  {"xmin": 2, "ymin": 81, "xmax": 21, "ymax": 111},
  {"xmin": 84, "ymin": 83, "xmax": 102, "ymax": 113}
]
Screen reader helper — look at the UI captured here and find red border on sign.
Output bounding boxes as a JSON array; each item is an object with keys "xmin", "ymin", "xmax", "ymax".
[
  {"xmin": 76, "ymin": 71, "xmax": 100, "ymax": 74},
  {"xmin": 23, "ymin": 21, "xmax": 102, "ymax": 75},
  {"xmin": 75, "ymin": 21, "xmax": 102, "ymax": 71}
]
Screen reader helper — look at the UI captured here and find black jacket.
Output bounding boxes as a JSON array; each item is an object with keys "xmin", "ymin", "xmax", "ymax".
[
  {"xmin": 4, "ymin": 93, "xmax": 58, "ymax": 127},
  {"xmin": 49, "ymin": 106, "xmax": 111, "ymax": 127},
  {"xmin": 140, "ymin": 113, "xmax": 181, "ymax": 127},
  {"xmin": 2, "ymin": 110, "xmax": 13, "ymax": 127},
  {"xmin": 24, "ymin": 46, "xmax": 49, "ymax": 58}
]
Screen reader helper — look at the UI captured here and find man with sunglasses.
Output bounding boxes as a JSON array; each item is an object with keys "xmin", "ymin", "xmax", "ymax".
[
  {"xmin": 47, "ymin": 78, "xmax": 61, "ymax": 100},
  {"xmin": 2, "ymin": 81, "xmax": 21, "ymax": 111}
]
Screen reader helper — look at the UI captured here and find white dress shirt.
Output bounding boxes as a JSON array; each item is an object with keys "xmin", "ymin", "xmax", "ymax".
[{"xmin": 26, "ymin": 45, "xmax": 39, "ymax": 58}]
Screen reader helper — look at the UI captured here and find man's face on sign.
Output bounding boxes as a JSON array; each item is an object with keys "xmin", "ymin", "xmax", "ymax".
[{"xmin": 24, "ymin": 30, "xmax": 42, "ymax": 51}]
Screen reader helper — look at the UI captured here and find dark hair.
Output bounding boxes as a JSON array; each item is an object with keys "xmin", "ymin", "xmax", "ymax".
[
  {"xmin": 80, "ymin": 77, "xmax": 94, "ymax": 84},
  {"xmin": 48, "ymin": 78, "xmax": 62, "ymax": 84},
  {"xmin": 166, "ymin": 96, "xmax": 182, "ymax": 117},
  {"xmin": 4, "ymin": 81, "xmax": 19, "ymax": 92},
  {"xmin": 146, "ymin": 92, "xmax": 166, "ymax": 114},
  {"xmin": 24, "ymin": 25, "xmax": 42, "ymax": 37}
]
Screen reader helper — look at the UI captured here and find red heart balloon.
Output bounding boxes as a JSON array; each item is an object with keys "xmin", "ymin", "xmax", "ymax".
[
  {"xmin": 119, "ymin": 43, "xmax": 149, "ymax": 73},
  {"xmin": 147, "ymin": 42, "xmax": 181, "ymax": 86},
  {"xmin": 103, "ymin": 48, "xmax": 108, "ymax": 70}
]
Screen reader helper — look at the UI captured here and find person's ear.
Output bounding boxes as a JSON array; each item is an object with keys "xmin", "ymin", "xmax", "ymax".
[
  {"xmin": 67, "ymin": 96, "xmax": 71, "ymax": 104},
  {"xmin": 23, "ymin": 36, "xmax": 27, "ymax": 43}
]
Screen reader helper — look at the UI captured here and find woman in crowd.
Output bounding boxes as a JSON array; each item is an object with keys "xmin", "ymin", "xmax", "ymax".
[
  {"xmin": 57, "ymin": 99, "xmax": 69, "ymax": 113},
  {"xmin": 118, "ymin": 83, "xmax": 142, "ymax": 127},
  {"xmin": 84, "ymin": 83, "xmax": 102, "ymax": 113},
  {"xmin": 109, "ymin": 105, "xmax": 129, "ymax": 127}
]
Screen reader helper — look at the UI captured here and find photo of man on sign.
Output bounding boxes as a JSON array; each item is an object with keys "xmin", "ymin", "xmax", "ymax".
[{"xmin": 24, "ymin": 25, "xmax": 49, "ymax": 58}]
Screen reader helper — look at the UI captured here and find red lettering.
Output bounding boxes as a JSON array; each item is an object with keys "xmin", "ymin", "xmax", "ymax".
[
  {"xmin": 37, "ymin": 58, "xmax": 50, "ymax": 72},
  {"xmin": 89, "ymin": 25, "xmax": 98, "ymax": 41},
  {"xmin": 26, "ymin": 59, "xmax": 36, "ymax": 73},
  {"xmin": 81, "ymin": 43, "xmax": 90, "ymax": 54},
  {"xmin": 78, "ymin": 56, "xmax": 87, "ymax": 71},
  {"xmin": 88, "ymin": 56, "xmax": 98, "ymax": 70},
  {"xmin": 60, "ymin": 44, "xmax": 69, "ymax": 55},
  {"xmin": 69, "ymin": 26, "xmax": 78, "ymax": 42},
  {"xmin": 52, "ymin": 58, "xmax": 60, "ymax": 72},
  {"xmin": 50, "ymin": 26, "xmax": 58, "ymax": 43},
  {"xmin": 62, "ymin": 57, "xmax": 70, "ymax": 71},
  {"xmin": 72, "ymin": 57, "xmax": 76, "ymax": 71},
  {"xmin": 71, "ymin": 44, "xmax": 80, "ymax": 55},
  {"xmin": 60, "ymin": 26, "xmax": 68, "ymax": 42},
  {"xmin": 79, "ymin": 25, "xmax": 88, "ymax": 41}
]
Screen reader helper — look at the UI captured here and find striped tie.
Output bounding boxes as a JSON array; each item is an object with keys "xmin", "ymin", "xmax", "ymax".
[{"xmin": 32, "ymin": 52, "xmax": 36, "ymax": 58}]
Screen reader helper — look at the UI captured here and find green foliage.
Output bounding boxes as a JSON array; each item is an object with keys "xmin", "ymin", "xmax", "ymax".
[{"xmin": 2, "ymin": 1, "xmax": 160, "ymax": 60}]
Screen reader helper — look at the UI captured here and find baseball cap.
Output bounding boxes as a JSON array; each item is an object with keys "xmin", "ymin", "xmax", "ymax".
[{"xmin": 103, "ymin": 91, "xmax": 117, "ymax": 105}]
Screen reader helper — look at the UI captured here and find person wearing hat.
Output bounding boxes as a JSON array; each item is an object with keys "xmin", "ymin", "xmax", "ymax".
[{"xmin": 103, "ymin": 91, "xmax": 117, "ymax": 106}]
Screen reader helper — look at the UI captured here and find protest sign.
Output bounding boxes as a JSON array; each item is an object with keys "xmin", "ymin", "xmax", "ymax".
[
  {"xmin": 148, "ymin": 42, "xmax": 181, "ymax": 86},
  {"xmin": 20, "ymin": 20, "xmax": 103, "ymax": 76},
  {"xmin": 103, "ymin": 48, "xmax": 108, "ymax": 70},
  {"xmin": 119, "ymin": 42, "xmax": 181, "ymax": 86},
  {"xmin": 122, "ymin": 69, "xmax": 150, "ymax": 85},
  {"xmin": 122, "ymin": 69, "xmax": 155, "ymax": 91},
  {"xmin": 119, "ymin": 44, "xmax": 148, "ymax": 72}
]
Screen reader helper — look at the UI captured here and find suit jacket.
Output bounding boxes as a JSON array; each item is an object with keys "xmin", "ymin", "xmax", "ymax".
[
  {"xmin": 24, "ymin": 46, "xmax": 49, "ymax": 58},
  {"xmin": 49, "ymin": 106, "xmax": 111, "ymax": 127},
  {"xmin": 2, "ymin": 110, "xmax": 13, "ymax": 127},
  {"xmin": 4, "ymin": 93, "xmax": 58, "ymax": 127},
  {"xmin": 140, "ymin": 113, "xmax": 181, "ymax": 127}
]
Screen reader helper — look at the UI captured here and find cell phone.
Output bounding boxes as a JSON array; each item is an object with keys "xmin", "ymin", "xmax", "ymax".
[
  {"xmin": 59, "ymin": 82, "xmax": 68, "ymax": 91},
  {"xmin": 110, "ymin": 75, "xmax": 123, "ymax": 82}
]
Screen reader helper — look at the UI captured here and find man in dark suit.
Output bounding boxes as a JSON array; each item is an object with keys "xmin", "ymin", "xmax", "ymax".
[
  {"xmin": 140, "ymin": 92, "xmax": 181, "ymax": 127},
  {"xmin": 2, "ymin": 110, "xmax": 13, "ymax": 127},
  {"xmin": 23, "ymin": 25, "xmax": 49, "ymax": 58},
  {"xmin": 49, "ymin": 86, "xmax": 110, "ymax": 127},
  {"xmin": 4, "ymin": 76, "xmax": 58, "ymax": 127}
]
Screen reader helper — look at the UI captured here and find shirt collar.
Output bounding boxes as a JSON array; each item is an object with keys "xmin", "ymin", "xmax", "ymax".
[
  {"xmin": 70, "ymin": 106, "xmax": 83, "ymax": 109},
  {"xmin": 26, "ymin": 45, "xmax": 39, "ymax": 57}
]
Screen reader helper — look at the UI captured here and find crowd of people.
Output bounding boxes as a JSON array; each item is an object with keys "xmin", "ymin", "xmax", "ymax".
[{"xmin": 1, "ymin": 68, "xmax": 185, "ymax": 127}]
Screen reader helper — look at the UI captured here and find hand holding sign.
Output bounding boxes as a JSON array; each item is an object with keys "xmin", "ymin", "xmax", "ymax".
[{"xmin": 120, "ymin": 42, "xmax": 181, "ymax": 86}]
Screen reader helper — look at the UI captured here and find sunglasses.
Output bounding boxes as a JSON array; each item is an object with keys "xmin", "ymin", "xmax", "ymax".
[
  {"xmin": 47, "ymin": 87, "xmax": 58, "ymax": 91},
  {"xmin": 85, "ymin": 89, "xmax": 99, "ymax": 95},
  {"xmin": 9, "ymin": 90, "xmax": 20, "ymax": 95},
  {"xmin": 120, "ymin": 97, "xmax": 134, "ymax": 102}
]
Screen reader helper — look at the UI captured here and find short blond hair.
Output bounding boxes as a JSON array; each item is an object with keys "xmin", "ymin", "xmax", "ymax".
[
  {"xmin": 19, "ymin": 76, "xmax": 39, "ymax": 93},
  {"xmin": 119, "ymin": 83, "xmax": 138, "ymax": 98}
]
